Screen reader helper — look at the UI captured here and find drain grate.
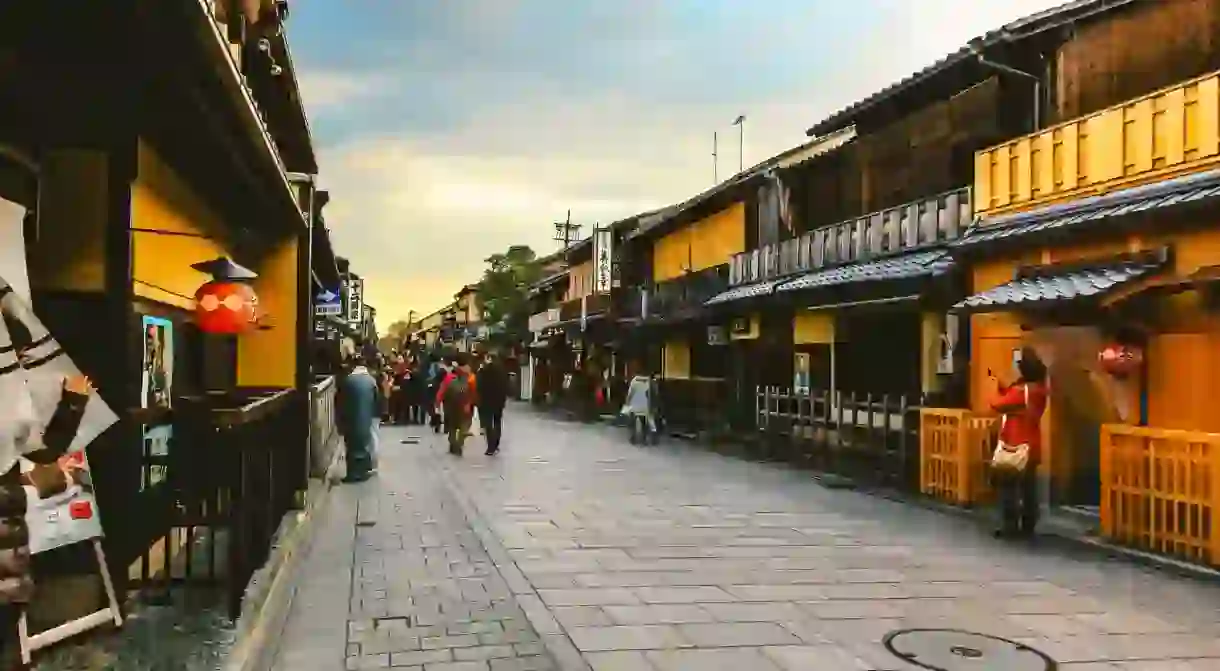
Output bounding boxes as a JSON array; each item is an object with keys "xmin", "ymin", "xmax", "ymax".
[
  {"xmin": 882, "ymin": 629, "xmax": 1056, "ymax": 671},
  {"xmin": 401, "ymin": 438, "xmax": 421, "ymax": 445}
]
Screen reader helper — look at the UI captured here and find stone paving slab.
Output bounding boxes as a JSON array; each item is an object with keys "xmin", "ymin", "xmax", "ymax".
[
  {"xmin": 427, "ymin": 405, "xmax": 1220, "ymax": 670},
  {"xmin": 270, "ymin": 423, "xmax": 557, "ymax": 671}
]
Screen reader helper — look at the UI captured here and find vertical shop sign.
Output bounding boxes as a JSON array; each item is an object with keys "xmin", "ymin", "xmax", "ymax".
[
  {"xmin": 346, "ymin": 277, "xmax": 364, "ymax": 324},
  {"xmin": 593, "ymin": 226, "xmax": 613, "ymax": 294}
]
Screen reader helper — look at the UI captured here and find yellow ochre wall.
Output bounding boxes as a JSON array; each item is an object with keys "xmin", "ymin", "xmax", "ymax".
[
  {"xmin": 131, "ymin": 141, "xmax": 235, "ymax": 310},
  {"xmin": 793, "ymin": 312, "xmax": 835, "ymax": 344},
  {"xmin": 652, "ymin": 202, "xmax": 745, "ymax": 282},
  {"xmin": 236, "ymin": 237, "xmax": 299, "ymax": 388},
  {"xmin": 662, "ymin": 339, "xmax": 690, "ymax": 379}
]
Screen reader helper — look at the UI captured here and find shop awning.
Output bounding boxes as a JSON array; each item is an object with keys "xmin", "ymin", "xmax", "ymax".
[
  {"xmin": 704, "ymin": 279, "xmax": 782, "ymax": 307},
  {"xmin": 957, "ymin": 169, "xmax": 1220, "ymax": 250},
  {"xmin": 951, "ymin": 250, "xmax": 1169, "ymax": 313},
  {"xmin": 775, "ymin": 249, "xmax": 952, "ymax": 293}
]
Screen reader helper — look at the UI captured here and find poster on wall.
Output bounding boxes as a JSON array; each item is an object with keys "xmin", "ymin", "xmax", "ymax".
[
  {"xmin": 793, "ymin": 352, "xmax": 811, "ymax": 395},
  {"xmin": 141, "ymin": 316, "xmax": 174, "ymax": 411},
  {"xmin": 140, "ymin": 316, "xmax": 174, "ymax": 491}
]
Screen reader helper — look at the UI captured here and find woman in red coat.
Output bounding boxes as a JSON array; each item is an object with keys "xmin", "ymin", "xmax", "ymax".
[{"xmin": 990, "ymin": 347, "xmax": 1049, "ymax": 539}]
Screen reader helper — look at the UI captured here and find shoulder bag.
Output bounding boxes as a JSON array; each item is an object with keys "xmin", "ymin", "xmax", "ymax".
[{"xmin": 991, "ymin": 384, "xmax": 1031, "ymax": 472}]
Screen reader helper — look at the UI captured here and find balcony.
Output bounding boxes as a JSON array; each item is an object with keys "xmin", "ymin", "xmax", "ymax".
[
  {"xmin": 528, "ymin": 308, "xmax": 560, "ymax": 334},
  {"xmin": 558, "ymin": 292, "xmax": 611, "ymax": 323},
  {"xmin": 729, "ymin": 187, "xmax": 971, "ymax": 286},
  {"xmin": 650, "ymin": 265, "xmax": 730, "ymax": 318},
  {"xmin": 975, "ymin": 70, "xmax": 1220, "ymax": 217}
]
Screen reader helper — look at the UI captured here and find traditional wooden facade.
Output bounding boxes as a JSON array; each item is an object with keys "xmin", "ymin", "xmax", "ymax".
[
  {"xmin": 916, "ymin": 0, "xmax": 1220, "ymax": 567},
  {"xmin": 0, "ymin": 0, "xmax": 340, "ymax": 623}
]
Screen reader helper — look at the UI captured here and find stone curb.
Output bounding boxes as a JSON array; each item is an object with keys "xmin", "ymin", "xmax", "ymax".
[
  {"xmin": 222, "ymin": 443, "xmax": 345, "ymax": 671},
  {"xmin": 429, "ymin": 443, "xmax": 593, "ymax": 671}
]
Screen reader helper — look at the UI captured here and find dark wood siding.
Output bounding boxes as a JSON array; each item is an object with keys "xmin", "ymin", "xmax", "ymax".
[{"xmin": 1054, "ymin": 0, "xmax": 1220, "ymax": 122}]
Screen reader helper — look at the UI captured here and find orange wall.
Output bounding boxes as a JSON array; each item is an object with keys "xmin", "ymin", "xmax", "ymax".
[
  {"xmin": 236, "ymin": 237, "xmax": 299, "ymax": 388},
  {"xmin": 970, "ymin": 223, "xmax": 1220, "ymax": 443},
  {"xmin": 652, "ymin": 202, "xmax": 746, "ymax": 282}
]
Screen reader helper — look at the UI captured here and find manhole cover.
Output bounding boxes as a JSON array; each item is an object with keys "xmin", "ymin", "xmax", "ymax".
[{"xmin": 883, "ymin": 629, "xmax": 1056, "ymax": 671}]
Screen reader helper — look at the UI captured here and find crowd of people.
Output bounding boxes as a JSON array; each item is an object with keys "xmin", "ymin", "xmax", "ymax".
[{"xmin": 335, "ymin": 349, "xmax": 511, "ymax": 483}]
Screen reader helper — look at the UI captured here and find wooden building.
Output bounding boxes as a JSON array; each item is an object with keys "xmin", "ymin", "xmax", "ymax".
[
  {"xmin": 0, "ymin": 0, "xmax": 340, "ymax": 622},
  {"xmin": 917, "ymin": 0, "xmax": 1220, "ymax": 567}
]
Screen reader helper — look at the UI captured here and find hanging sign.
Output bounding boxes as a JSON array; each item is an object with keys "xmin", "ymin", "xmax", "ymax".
[
  {"xmin": 315, "ymin": 286, "xmax": 342, "ymax": 316},
  {"xmin": 346, "ymin": 277, "xmax": 364, "ymax": 324},
  {"xmin": 593, "ymin": 226, "xmax": 613, "ymax": 294}
]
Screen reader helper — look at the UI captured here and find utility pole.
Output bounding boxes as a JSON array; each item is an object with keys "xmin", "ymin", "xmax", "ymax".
[
  {"xmin": 553, "ymin": 209, "xmax": 581, "ymax": 250},
  {"xmin": 712, "ymin": 132, "xmax": 719, "ymax": 184}
]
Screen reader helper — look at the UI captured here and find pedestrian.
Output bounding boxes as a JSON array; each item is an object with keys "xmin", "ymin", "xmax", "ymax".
[
  {"xmin": 476, "ymin": 353, "xmax": 509, "ymax": 455},
  {"xmin": 435, "ymin": 353, "xmax": 477, "ymax": 456},
  {"xmin": 622, "ymin": 365, "xmax": 657, "ymax": 445},
  {"xmin": 391, "ymin": 354, "xmax": 411, "ymax": 425},
  {"xmin": 989, "ymin": 346, "xmax": 1049, "ymax": 539},
  {"xmin": 337, "ymin": 355, "xmax": 381, "ymax": 483},
  {"xmin": 413, "ymin": 358, "xmax": 430, "ymax": 424},
  {"xmin": 427, "ymin": 358, "xmax": 447, "ymax": 433}
]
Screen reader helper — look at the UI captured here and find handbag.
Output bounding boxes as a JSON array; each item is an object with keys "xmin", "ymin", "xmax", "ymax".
[{"xmin": 991, "ymin": 384, "xmax": 1030, "ymax": 472}]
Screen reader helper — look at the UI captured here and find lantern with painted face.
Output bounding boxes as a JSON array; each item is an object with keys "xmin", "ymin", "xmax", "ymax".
[
  {"xmin": 191, "ymin": 257, "xmax": 259, "ymax": 334},
  {"xmin": 1098, "ymin": 342, "xmax": 1143, "ymax": 379}
]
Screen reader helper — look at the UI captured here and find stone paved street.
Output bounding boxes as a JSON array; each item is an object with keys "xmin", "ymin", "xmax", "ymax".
[{"xmin": 272, "ymin": 405, "xmax": 1220, "ymax": 670}]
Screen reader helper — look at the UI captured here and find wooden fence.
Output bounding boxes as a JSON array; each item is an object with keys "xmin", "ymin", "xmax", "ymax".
[
  {"xmin": 1101, "ymin": 423, "xmax": 1220, "ymax": 567},
  {"xmin": 754, "ymin": 387, "xmax": 923, "ymax": 491},
  {"xmin": 918, "ymin": 409, "xmax": 999, "ymax": 506}
]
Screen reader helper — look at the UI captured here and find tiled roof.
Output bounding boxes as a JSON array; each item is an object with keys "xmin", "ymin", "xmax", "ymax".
[
  {"xmin": 776, "ymin": 249, "xmax": 953, "ymax": 293},
  {"xmin": 957, "ymin": 169, "xmax": 1220, "ymax": 249},
  {"xmin": 704, "ymin": 279, "xmax": 782, "ymax": 307},
  {"xmin": 951, "ymin": 256, "xmax": 1166, "ymax": 313}
]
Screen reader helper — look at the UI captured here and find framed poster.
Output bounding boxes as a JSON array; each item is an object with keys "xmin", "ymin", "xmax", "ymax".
[
  {"xmin": 141, "ymin": 315, "xmax": 174, "ymax": 411},
  {"xmin": 793, "ymin": 352, "xmax": 811, "ymax": 395}
]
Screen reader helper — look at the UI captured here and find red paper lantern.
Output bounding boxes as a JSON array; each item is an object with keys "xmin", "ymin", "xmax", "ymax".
[
  {"xmin": 191, "ymin": 257, "xmax": 260, "ymax": 335},
  {"xmin": 1098, "ymin": 342, "xmax": 1143, "ymax": 378}
]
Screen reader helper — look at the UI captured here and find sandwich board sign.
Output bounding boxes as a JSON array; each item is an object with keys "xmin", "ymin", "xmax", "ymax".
[{"xmin": 315, "ymin": 286, "xmax": 342, "ymax": 316}]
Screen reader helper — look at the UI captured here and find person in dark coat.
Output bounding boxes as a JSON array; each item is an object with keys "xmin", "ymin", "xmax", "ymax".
[{"xmin": 476, "ymin": 353, "xmax": 509, "ymax": 455}]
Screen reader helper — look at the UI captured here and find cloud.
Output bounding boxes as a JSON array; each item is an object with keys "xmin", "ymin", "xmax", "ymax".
[
  {"xmin": 293, "ymin": 0, "xmax": 1069, "ymax": 326},
  {"xmin": 296, "ymin": 70, "xmax": 388, "ymax": 113}
]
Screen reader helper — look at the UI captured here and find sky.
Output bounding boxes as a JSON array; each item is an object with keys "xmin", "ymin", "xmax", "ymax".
[{"xmin": 289, "ymin": 0, "xmax": 1069, "ymax": 329}]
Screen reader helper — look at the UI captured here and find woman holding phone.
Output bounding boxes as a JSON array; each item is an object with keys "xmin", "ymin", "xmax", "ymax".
[{"xmin": 988, "ymin": 347, "xmax": 1049, "ymax": 539}]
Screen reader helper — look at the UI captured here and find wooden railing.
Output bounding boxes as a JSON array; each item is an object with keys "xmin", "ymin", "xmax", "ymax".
[
  {"xmin": 755, "ymin": 387, "xmax": 924, "ymax": 491},
  {"xmin": 729, "ymin": 186, "xmax": 971, "ymax": 286},
  {"xmin": 1100, "ymin": 424, "xmax": 1220, "ymax": 566},
  {"xmin": 649, "ymin": 265, "xmax": 730, "ymax": 319},
  {"xmin": 918, "ymin": 409, "xmax": 999, "ymax": 506},
  {"xmin": 976, "ymin": 69, "xmax": 1220, "ymax": 216},
  {"xmin": 137, "ymin": 388, "xmax": 306, "ymax": 618},
  {"xmin": 310, "ymin": 376, "xmax": 339, "ymax": 478}
]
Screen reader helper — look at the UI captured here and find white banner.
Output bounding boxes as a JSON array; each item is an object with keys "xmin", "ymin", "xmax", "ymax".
[
  {"xmin": 593, "ymin": 227, "xmax": 613, "ymax": 294},
  {"xmin": 1, "ymin": 200, "xmax": 116, "ymax": 553}
]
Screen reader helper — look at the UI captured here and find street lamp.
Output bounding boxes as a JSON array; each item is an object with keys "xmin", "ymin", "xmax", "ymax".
[{"xmin": 732, "ymin": 115, "xmax": 746, "ymax": 173}]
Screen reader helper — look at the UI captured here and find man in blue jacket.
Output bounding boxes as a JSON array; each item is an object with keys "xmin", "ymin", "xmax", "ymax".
[{"xmin": 337, "ymin": 355, "xmax": 381, "ymax": 483}]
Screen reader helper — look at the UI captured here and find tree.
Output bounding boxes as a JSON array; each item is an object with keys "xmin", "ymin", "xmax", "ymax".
[
  {"xmin": 477, "ymin": 244, "xmax": 542, "ymax": 344},
  {"xmin": 378, "ymin": 319, "xmax": 412, "ymax": 354}
]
